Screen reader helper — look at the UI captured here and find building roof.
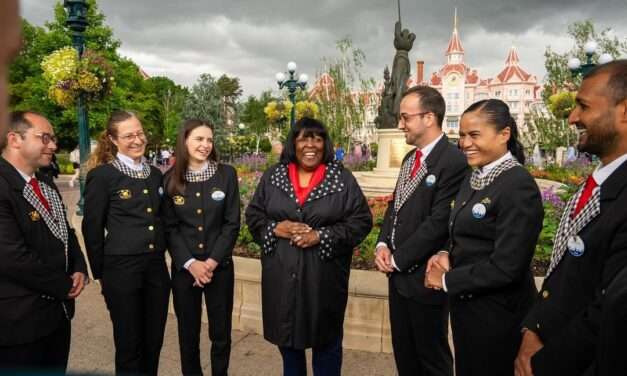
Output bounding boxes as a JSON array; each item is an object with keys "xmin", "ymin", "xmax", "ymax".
[
  {"xmin": 495, "ymin": 46, "xmax": 533, "ymax": 83},
  {"xmin": 446, "ymin": 9, "xmax": 464, "ymax": 55}
]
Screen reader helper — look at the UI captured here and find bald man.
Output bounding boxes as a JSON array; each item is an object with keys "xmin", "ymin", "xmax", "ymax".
[
  {"xmin": 0, "ymin": 111, "xmax": 88, "ymax": 373},
  {"xmin": 0, "ymin": 0, "xmax": 21, "ymax": 134}
]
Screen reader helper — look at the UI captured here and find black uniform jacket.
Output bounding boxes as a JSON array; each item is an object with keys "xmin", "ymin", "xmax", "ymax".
[
  {"xmin": 596, "ymin": 265, "xmax": 627, "ymax": 376},
  {"xmin": 163, "ymin": 164, "xmax": 240, "ymax": 271},
  {"xmin": 0, "ymin": 157, "xmax": 87, "ymax": 346},
  {"xmin": 245, "ymin": 162, "xmax": 372, "ymax": 349},
  {"xmin": 83, "ymin": 163, "xmax": 165, "ymax": 279},
  {"xmin": 524, "ymin": 160, "xmax": 627, "ymax": 375},
  {"xmin": 378, "ymin": 135, "xmax": 468, "ymax": 304},
  {"xmin": 445, "ymin": 166, "xmax": 542, "ymax": 306}
]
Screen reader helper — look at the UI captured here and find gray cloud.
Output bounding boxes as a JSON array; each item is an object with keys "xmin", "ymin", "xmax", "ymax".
[{"xmin": 19, "ymin": 0, "xmax": 627, "ymax": 96}]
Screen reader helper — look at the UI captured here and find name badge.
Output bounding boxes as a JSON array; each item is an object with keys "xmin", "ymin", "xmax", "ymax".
[
  {"xmin": 173, "ymin": 195, "xmax": 185, "ymax": 205},
  {"xmin": 472, "ymin": 203, "xmax": 487, "ymax": 219},
  {"xmin": 567, "ymin": 235, "xmax": 585, "ymax": 257},
  {"xmin": 425, "ymin": 174, "xmax": 436, "ymax": 187},
  {"xmin": 118, "ymin": 189, "xmax": 132, "ymax": 200},
  {"xmin": 211, "ymin": 190, "xmax": 226, "ymax": 201}
]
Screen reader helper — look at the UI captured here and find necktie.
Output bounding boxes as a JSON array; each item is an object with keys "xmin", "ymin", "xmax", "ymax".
[
  {"xmin": 29, "ymin": 178, "xmax": 51, "ymax": 212},
  {"xmin": 410, "ymin": 149, "xmax": 423, "ymax": 179},
  {"xmin": 572, "ymin": 175, "xmax": 597, "ymax": 218}
]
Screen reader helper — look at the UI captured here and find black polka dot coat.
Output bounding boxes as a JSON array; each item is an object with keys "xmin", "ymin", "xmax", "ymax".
[{"xmin": 245, "ymin": 161, "xmax": 372, "ymax": 349}]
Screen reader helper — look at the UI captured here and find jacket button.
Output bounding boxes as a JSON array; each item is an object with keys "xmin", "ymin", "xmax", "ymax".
[
  {"xmin": 542, "ymin": 290, "xmax": 549, "ymax": 299},
  {"xmin": 198, "ymin": 226, "xmax": 203, "ymax": 231},
  {"xmin": 196, "ymin": 192, "xmax": 201, "ymax": 197},
  {"xmin": 536, "ymin": 323, "xmax": 541, "ymax": 330},
  {"xmin": 148, "ymin": 225, "xmax": 154, "ymax": 231},
  {"xmin": 149, "ymin": 243, "xmax": 154, "ymax": 250},
  {"xmin": 143, "ymin": 189, "xmax": 149, "ymax": 194},
  {"xmin": 197, "ymin": 209, "xmax": 202, "ymax": 214},
  {"xmin": 291, "ymin": 273, "xmax": 296, "ymax": 279},
  {"xmin": 146, "ymin": 207, "xmax": 153, "ymax": 213},
  {"xmin": 601, "ymin": 289, "xmax": 606, "ymax": 295},
  {"xmin": 198, "ymin": 243, "xmax": 204, "ymax": 249}
]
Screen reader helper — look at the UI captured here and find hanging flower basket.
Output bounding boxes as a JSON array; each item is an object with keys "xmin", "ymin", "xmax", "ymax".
[{"xmin": 41, "ymin": 46, "xmax": 114, "ymax": 108}]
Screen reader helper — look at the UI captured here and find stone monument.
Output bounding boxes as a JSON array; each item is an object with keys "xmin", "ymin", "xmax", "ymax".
[{"xmin": 357, "ymin": 17, "xmax": 417, "ymax": 197}]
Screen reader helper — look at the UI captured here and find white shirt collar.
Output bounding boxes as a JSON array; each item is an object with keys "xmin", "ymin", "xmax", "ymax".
[
  {"xmin": 16, "ymin": 168, "xmax": 34, "ymax": 182},
  {"xmin": 592, "ymin": 153, "xmax": 627, "ymax": 186},
  {"xmin": 478, "ymin": 151, "xmax": 513, "ymax": 178},
  {"xmin": 188, "ymin": 162, "xmax": 208, "ymax": 173},
  {"xmin": 116, "ymin": 152, "xmax": 146, "ymax": 171},
  {"xmin": 416, "ymin": 133, "xmax": 444, "ymax": 162}
]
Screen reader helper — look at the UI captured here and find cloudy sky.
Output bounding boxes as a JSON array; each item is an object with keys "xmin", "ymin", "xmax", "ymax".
[{"xmin": 20, "ymin": 0, "xmax": 627, "ymax": 97}]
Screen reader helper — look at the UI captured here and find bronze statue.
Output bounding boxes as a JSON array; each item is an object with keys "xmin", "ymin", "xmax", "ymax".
[{"xmin": 376, "ymin": 21, "xmax": 416, "ymax": 129}]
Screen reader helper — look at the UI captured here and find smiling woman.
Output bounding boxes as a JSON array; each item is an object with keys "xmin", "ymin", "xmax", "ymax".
[{"xmin": 245, "ymin": 117, "xmax": 372, "ymax": 375}]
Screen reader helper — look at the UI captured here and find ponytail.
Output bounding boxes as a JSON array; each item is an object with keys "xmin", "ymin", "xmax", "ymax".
[{"xmin": 506, "ymin": 116, "xmax": 526, "ymax": 165}]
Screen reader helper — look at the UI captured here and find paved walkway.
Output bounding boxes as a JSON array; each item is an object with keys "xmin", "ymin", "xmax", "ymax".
[{"xmin": 56, "ymin": 176, "xmax": 397, "ymax": 375}]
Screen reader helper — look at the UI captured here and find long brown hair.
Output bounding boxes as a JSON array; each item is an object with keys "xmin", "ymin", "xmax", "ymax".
[
  {"xmin": 166, "ymin": 119, "xmax": 219, "ymax": 196},
  {"xmin": 87, "ymin": 110, "xmax": 139, "ymax": 171}
]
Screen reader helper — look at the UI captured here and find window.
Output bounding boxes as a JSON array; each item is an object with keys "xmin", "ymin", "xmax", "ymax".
[
  {"xmin": 509, "ymin": 89, "xmax": 518, "ymax": 97},
  {"xmin": 447, "ymin": 118, "xmax": 459, "ymax": 129},
  {"xmin": 494, "ymin": 90, "xmax": 501, "ymax": 97}
]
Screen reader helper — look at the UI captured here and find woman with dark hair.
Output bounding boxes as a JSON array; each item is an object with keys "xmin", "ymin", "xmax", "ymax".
[
  {"xmin": 82, "ymin": 110, "xmax": 171, "ymax": 375},
  {"xmin": 245, "ymin": 117, "xmax": 372, "ymax": 376},
  {"xmin": 163, "ymin": 119, "xmax": 240, "ymax": 376},
  {"xmin": 424, "ymin": 99, "xmax": 543, "ymax": 376}
]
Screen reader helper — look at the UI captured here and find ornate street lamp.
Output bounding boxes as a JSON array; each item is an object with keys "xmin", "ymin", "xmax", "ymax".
[
  {"xmin": 276, "ymin": 61, "xmax": 308, "ymax": 129},
  {"xmin": 567, "ymin": 40, "xmax": 613, "ymax": 77},
  {"xmin": 64, "ymin": 0, "xmax": 89, "ymax": 215}
]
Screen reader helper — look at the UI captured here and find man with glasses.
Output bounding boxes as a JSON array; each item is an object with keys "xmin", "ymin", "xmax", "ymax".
[
  {"xmin": 375, "ymin": 86, "xmax": 468, "ymax": 376},
  {"xmin": 0, "ymin": 111, "xmax": 87, "ymax": 373}
]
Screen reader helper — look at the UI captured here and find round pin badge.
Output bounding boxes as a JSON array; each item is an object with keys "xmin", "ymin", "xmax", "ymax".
[
  {"xmin": 425, "ymin": 174, "xmax": 437, "ymax": 187},
  {"xmin": 472, "ymin": 203, "xmax": 487, "ymax": 219},
  {"xmin": 567, "ymin": 235, "xmax": 585, "ymax": 257},
  {"xmin": 211, "ymin": 190, "xmax": 226, "ymax": 201}
]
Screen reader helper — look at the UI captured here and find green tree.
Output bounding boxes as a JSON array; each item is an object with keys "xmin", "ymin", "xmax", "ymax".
[
  {"xmin": 313, "ymin": 37, "xmax": 376, "ymax": 148},
  {"xmin": 543, "ymin": 20, "xmax": 627, "ymax": 101}
]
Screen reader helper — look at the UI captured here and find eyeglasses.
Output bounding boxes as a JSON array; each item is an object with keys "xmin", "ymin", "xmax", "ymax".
[
  {"xmin": 118, "ymin": 131, "xmax": 146, "ymax": 142},
  {"xmin": 399, "ymin": 111, "xmax": 431, "ymax": 124},
  {"xmin": 33, "ymin": 132, "xmax": 58, "ymax": 145}
]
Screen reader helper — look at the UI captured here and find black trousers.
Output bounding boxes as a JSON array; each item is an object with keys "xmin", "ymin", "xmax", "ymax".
[
  {"xmin": 101, "ymin": 252, "xmax": 171, "ymax": 376},
  {"xmin": 278, "ymin": 335, "xmax": 343, "ymax": 376},
  {"xmin": 450, "ymin": 295, "xmax": 523, "ymax": 376},
  {"xmin": 0, "ymin": 316, "xmax": 70, "ymax": 375},
  {"xmin": 389, "ymin": 280, "xmax": 453, "ymax": 376},
  {"xmin": 172, "ymin": 262, "xmax": 234, "ymax": 376}
]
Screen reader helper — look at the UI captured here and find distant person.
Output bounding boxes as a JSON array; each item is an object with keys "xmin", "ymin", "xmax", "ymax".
[
  {"xmin": 83, "ymin": 111, "xmax": 170, "ymax": 375},
  {"xmin": 161, "ymin": 148, "xmax": 171, "ymax": 166},
  {"xmin": 69, "ymin": 146, "xmax": 80, "ymax": 187},
  {"xmin": 39, "ymin": 153, "xmax": 60, "ymax": 180},
  {"xmin": 334, "ymin": 143, "xmax": 345, "ymax": 162},
  {"xmin": 0, "ymin": 111, "xmax": 87, "ymax": 373}
]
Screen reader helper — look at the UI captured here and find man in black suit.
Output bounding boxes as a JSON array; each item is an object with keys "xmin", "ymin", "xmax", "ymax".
[
  {"xmin": 0, "ymin": 111, "xmax": 88, "ymax": 373},
  {"xmin": 515, "ymin": 60, "xmax": 627, "ymax": 376},
  {"xmin": 375, "ymin": 86, "xmax": 468, "ymax": 376}
]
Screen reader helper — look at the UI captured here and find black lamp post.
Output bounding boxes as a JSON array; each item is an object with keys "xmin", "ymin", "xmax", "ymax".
[
  {"xmin": 275, "ymin": 61, "xmax": 308, "ymax": 129},
  {"xmin": 567, "ymin": 40, "xmax": 613, "ymax": 77},
  {"xmin": 64, "ymin": 0, "xmax": 89, "ymax": 215}
]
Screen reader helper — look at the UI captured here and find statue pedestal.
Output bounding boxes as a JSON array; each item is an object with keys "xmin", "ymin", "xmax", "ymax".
[{"xmin": 355, "ymin": 129, "xmax": 414, "ymax": 197}]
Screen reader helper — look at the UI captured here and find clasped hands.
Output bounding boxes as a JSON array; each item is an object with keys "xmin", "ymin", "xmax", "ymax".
[
  {"xmin": 189, "ymin": 258, "xmax": 218, "ymax": 287},
  {"xmin": 424, "ymin": 252, "xmax": 450, "ymax": 290},
  {"xmin": 274, "ymin": 220, "xmax": 320, "ymax": 248}
]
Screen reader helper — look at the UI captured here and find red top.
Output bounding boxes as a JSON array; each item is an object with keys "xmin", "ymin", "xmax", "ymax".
[{"xmin": 288, "ymin": 162, "xmax": 327, "ymax": 206}]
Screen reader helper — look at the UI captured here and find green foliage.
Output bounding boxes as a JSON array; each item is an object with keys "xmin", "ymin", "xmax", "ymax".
[
  {"xmin": 521, "ymin": 108, "xmax": 577, "ymax": 151},
  {"xmin": 9, "ymin": 0, "xmax": 186, "ymax": 150},
  {"xmin": 548, "ymin": 91, "xmax": 576, "ymax": 119},
  {"xmin": 314, "ymin": 37, "xmax": 376, "ymax": 149},
  {"xmin": 239, "ymin": 91, "xmax": 278, "ymax": 136},
  {"xmin": 543, "ymin": 20, "xmax": 627, "ymax": 101}
]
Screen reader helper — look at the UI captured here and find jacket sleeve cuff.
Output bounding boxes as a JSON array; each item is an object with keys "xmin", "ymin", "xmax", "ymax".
[
  {"xmin": 262, "ymin": 221, "xmax": 278, "ymax": 255},
  {"xmin": 317, "ymin": 227, "xmax": 334, "ymax": 261}
]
